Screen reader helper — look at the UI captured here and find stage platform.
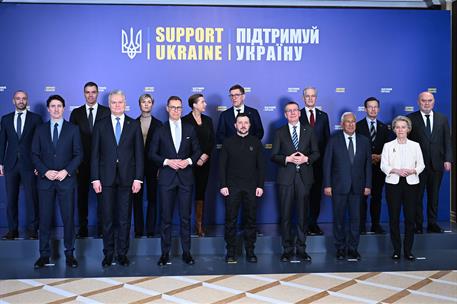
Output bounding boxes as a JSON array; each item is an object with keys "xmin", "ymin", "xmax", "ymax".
[{"xmin": 0, "ymin": 223, "xmax": 456, "ymax": 280}]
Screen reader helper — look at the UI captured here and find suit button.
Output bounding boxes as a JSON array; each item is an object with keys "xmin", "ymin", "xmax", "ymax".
[
  {"xmin": 116, "ymin": 159, "xmax": 119, "ymax": 163},
  {"xmin": 54, "ymin": 154, "xmax": 57, "ymax": 157}
]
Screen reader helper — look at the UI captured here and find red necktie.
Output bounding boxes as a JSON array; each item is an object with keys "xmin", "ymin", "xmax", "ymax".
[{"xmin": 309, "ymin": 109, "xmax": 315, "ymax": 127}]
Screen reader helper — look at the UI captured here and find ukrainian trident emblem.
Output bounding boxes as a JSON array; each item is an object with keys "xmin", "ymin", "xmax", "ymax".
[{"xmin": 121, "ymin": 27, "xmax": 142, "ymax": 59}]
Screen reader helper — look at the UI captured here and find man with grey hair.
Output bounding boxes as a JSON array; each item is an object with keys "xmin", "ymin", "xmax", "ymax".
[
  {"xmin": 91, "ymin": 90, "xmax": 144, "ymax": 267},
  {"xmin": 299, "ymin": 87, "xmax": 330, "ymax": 236},
  {"xmin": 323, "ymin": 112, "xmax": 372, "ymax": 261}
]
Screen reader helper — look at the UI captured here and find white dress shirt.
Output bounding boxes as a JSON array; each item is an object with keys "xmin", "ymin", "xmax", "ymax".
[
  {"xmin": 233, "ymin": 104, "xmax": 245, "ymax": 118},
  {"xmin": 420, "ymin": 110, "xmax": 433, "ymax": 133},
  {"xmin": 14, "ymin": 110, "xmax": 27, "ymax": 134},
  {"xmin": 343, "ymin": 132, "xmax": 356, "ymax": 155},
  {"xmin": 85, "ymin": 103, "xmax": 99, "ymax": 125},
  {"xmin": 111, "ymin": 114, "xmax": 125, "ymax": 134}
]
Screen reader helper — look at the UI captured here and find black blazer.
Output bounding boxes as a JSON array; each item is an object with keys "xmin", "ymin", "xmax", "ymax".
[
  {"xmin": 182, "ymin": 112, "xmax": 215, "ymax": 156},
  {"xmin": 408, "ymin": 111, "xmax": 453, "ymax": 171},
  {"xmin": 91, "ymin": 115, "xmax": 144, "ymax": 187},
  {"xmin": 0, "ymin": 111, "xmax": 42, "ymax": 171},
  {"xmin": 216, "ymin": 105, "xmax": 264, "ymax": 144},
  {"xmin": 31, "ymin": 120, "xmax": 83, "ymax": 190},
  {"xmin": 299, "ymin": 107, "xmax": 330, "ymax": 155},
  {"xmin": 149, "ymin": 120, "xmax": 201, "ymax": 186},
  {"xmin": 356, "ymin": 118, "xmax": 392, "ymax": 156},
  {"xmin": 323, "ymin": 131, "xmax": 372, "ymax": 195},
  {"xmin": 136, "ymin": 114, "xmax": 162, "ymax": 176},
  {"xmin": 69, "ymin": 104, "xmax": 110, "ymax": 164},
  {"xmin": 271, "ymin": 124, "xmax": 320, "ymax": 185}
]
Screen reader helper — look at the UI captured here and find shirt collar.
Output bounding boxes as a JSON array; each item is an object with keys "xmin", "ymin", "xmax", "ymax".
[{"xmin": 85, "ymin": 103, "xmax": 98, "ymax": 111}]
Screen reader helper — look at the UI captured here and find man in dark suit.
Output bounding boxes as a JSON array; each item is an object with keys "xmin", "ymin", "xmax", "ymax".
[
  {"xmin": 407, "ymin": 91, "xmax": 452, "ymax": 234},
  {"xmin": 134, "ymin": 94, "xmax": 162, "ymax": 238},
  {"xmin": 69, "ymin": 82, "xmax": 110, "ymax": 238},
  {"xmin": 323, "ymin": 112, "xmax": 372, "ymax": 261},
  {"xmin": 299, "ymin": 87, "xmax": 330, "ymax": 235},
  {"xmin": 271, "ymin": 102, "xmax": 320, "ymax": 262},
  {"xmin": 91, "ymin": 90, "xmax": 144, "ymax": 267},
  {"xmin": 216, "ymin": 84, "xmax": 264, "ymax": 144},
  {"xmin": 0, "ymin": 90, "xmax": 42, "ymax": 240},
  {"xmin": 356, "ymin": 97, "xmax": 391, "ymax": 234},
  {"xmin": 32, "ymin": 95, "xmax": 82, "ymax": 268},
  {"xmin": 150, "ymin": 96, "xmax": 201, "ymax": 266}
]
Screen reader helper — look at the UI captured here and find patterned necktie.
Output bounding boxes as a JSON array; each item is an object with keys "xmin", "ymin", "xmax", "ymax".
[
  {"xmin": 425, "ymin": 114, "xmax": 431, "ymax": 137},
  {"xmin": 173, "ymin": 121, "xmax": 181, "ymax": 152},
  {"xmin": 53, "ymin": 122, "xmax": 59, "ymax": 148},
  {"xmin": 309, "ymin": 109, "xmax": 315, "ymax": 127},
  {"xmin": 115, "ymin": 117, "xmax": 121, "ymax": 145},
  {"xmin": 348, "ymin": 136, "xmax": 355, "ymax": 164},
  {"xmin": 88, "ymin": 107, "xmax": 94, "ymax": 133},
  {"xmin": 17, "ymin": 112, "xmax": 23, "ymax": 139},
  {"xmin": 370, "ymin": 120, "xmax": 376, "ymax": 142},
  {"xmin": 292, "ymin": 125, "xmax": 299, "ymax": 150}
]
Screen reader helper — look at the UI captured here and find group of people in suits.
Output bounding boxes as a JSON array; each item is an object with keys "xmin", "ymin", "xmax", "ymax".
[{"xmin": 0, "ymin": 83, "xmax": 452, "ymax": 267}]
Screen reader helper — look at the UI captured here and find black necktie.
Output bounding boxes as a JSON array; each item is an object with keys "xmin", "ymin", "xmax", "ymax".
[
  {"xmin": 425, "ymin": 114, "xmax": 431, "ymax": 137},
  {"xmin": 370, "ymin": 120, "xmax": 376, "ymax": 142},
  {"xmin": 236, "ymin": 108, "xmax": 241, "ymax": 117},
  {"xmin": 17, "ymin": 112, "xmax": 23, "ymax": 139},
  {"xmin": 88, "ymin": 107, "xmax": 94, "ymax": 132},
  {"xmin": 348, "ymin": 136, "xmax": 355, "ymax": 164},
  {"xmin": 53, "ymin": 122, "xmax": 59, "ymax": 147}
]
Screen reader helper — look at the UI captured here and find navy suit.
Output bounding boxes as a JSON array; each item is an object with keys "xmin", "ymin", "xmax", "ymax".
[
  {"xmin": 216, "ymin": 105, "xmax": 264, "ymax": 144},
  {"xmin": 150, "ymin": 120, "xmax": 201, "ymax": 254},
  {"xmin": 91, "ymin": 115, "xmax": 144, "ymax": 258},
  {"xmin": 0, "ymin": 111, "xmax": 42, "ymax": 235},
  {"xmin": 407, "ymin": 111, "xmax": 453, "ymax": 227},
  {"xmin": 299, "ymin": 108, "xmax": 330, "ymax": 228},
  {"xmin": 323, "ymin": 131, "xmax": 372, "ymax": 251},
  {"xmin": 32, "ymin": 120, "xmax": 82, "ymax": 258}
]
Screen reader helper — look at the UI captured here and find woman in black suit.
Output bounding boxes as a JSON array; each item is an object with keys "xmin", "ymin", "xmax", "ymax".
[{"xmin": 182, "ymin": 94, "xmax": 215, "ymax": 236}]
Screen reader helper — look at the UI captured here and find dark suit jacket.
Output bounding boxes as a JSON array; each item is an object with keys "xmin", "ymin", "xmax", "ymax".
[
  {"xmin": 69, "ymin": 104, "xmax": 110, "ymax": 165},
  {"xmin": 31, "ymin": 120, "xmax": 83, "ymax": 190},
  {"xmin": 149, "ymin": 120, "xmax": 201, "ymax": 186},
  {"xmin": 323, "ymin": 131, "xmax": 372, "ymax": 194},
  {"xmin": 356, "ymin": 118, "xmax": 392, "ymax": 155},
  {"xmin": 216, "ymin": 105, "xmax": 264, "ymax": 144},
  {"xmin": 299, "ymin": 108, "xmax": 330, "ymax": 155},
  {"xmin": 91, "ymin": 115, "xmax": 144, "ymax": 187},
  {"xmin": 271, "ymin": 124, "xmax": 320, "ymax": 185},
  {"xmin": 407, "ymin": 111, "xmax": 453, "ymax": 171},
  {"xmin": 0, "ymin": 111, "xmax": 43, "ymax": 171},
  {"xmin": 137, "ymin": 114, "xmax": 162, "ymax": 176}
]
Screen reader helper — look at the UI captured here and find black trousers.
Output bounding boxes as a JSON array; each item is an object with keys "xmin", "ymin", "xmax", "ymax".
[
  {"xmin": 159, "ymin": 176, "xmax": 193, "ymax": 254},
  {"xmin": 360, "ymin": 165, "xmax": 385, "ymax": 228},
  {"xmin": 308, "ymin": 160, "xmax": 323, "ymax": 226},
  {"xmin": 332, "ymin": 192, "xmax": 361, "ymax": 251},
  {"xmin": 416, "ymin": 167, "xmax": 443, "ymax": 227},
  {"xmin": 224, "ymin": 186, "xmax": 257, "ymax": 255},
  {"xmin": 386, "ymin": 178, "xmax": 419, "ymax": 255},
  {"xmin": 38, "ymin": 186, "xmax": 75, "ymax": 258},
  {"xmin": 278, "ymin": 172, "xmax": 311, "ymax": 254},
  {"xmin": 4, "ymin": 163, "xmax": 39, "ymax": 233},
  {"xmin": 101, "ymin": 179, "xmax": 132, "ymax": 257},
  {"xmin": 76, "ymin": 162, "xmax": 102, "ymax": 232},
  {"xmin": 133, "ymin": 172, "xmax": 158, "ymax": 235}
]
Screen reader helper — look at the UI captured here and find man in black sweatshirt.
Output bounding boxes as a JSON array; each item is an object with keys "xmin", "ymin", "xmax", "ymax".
[{"xmin": 219, "ymin": 113, "xmax": 265, "ymax": 264}]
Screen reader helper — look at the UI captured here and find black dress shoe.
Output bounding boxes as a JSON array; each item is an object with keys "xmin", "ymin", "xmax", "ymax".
[
  {"xmin": 415, "ymin": 227, "xmax": 423, "ymax": 234},
  {"xmin": 404, "ymin": 253, "xmax": 416, "ymax": 261},
  {"xmin": 225, "ymin": 255, "xmax": 237, "ymax": 263},
  {"xmin": 371, "ymin": 225, "xmax": 386, "ymax": 234},
  {"xmin": 347, "ymin": 250, "xmax": 361, "ymax": 260},
  {"xmin": 102, "ymin": 255, "xmax": 113, "ymax": 268},
  {"xmin": 66, "ymin": 255, "xmax": 78, "ymax": 268},
  {"xmin": 182, "ymin": 252, "xmax": 195, "ymax": 265},
  {"xmin": 280, "ymin": 252, "xmax": 292, "ymax": 262},
  {"xmin": 360, "ymin": 226, "xmax": 367, "ymax": 235},
  {"xmin": 427, "ymin": 224, "xmax": 444, "ymax": 233},
  {"xmin": 158, "ymin": 253, "xmax": 170, "ymax": 266},
  {"xmin": 246, "ymin": 251, "xmax": 257, "ymax": 263},
  {"xmin": 336, "ymin": 249, "xmax": 346, "ymax": 260},
  {"xmin": 76, "ymin": 228, "xmax": 88, "ymax": 238},
  {"xmin": 2, "ymin": 230, "xmax": 19, "ymax": 240},
  {"xmin": 146, "ymin": 233, "xmax": 154, "ymax": 238},
  {"xmin": 392, "ymin": 252, "xmax": 401, "ymax": 260},
  {"xmin": 34, "ymin": 256, "xmax": 50, "ymax": 269},
  {"xmin": 134, "ymin": 233, "xmax": 143, "ymax": 238},
  {"xmin": 308, "ymin": 224, "xmax": 323, "ymax": 236},
  {"xmin": 28, "ymin": 231, "xmax": 38, "ymax": 240},
  {"xmin": 297, "ymin": 252, "xmax": 312, "ymax": 261},
  {"xmin": 117, "ymin": 255, "xmax": 130, "ymax": 266}
]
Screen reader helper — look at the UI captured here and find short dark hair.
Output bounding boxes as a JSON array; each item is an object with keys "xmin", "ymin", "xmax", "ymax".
[
  {"xmin": 229, "ymin": 84, "xmax": 245, "ymax": 94},
  {"xmin": 167, "ymin": 95, "xmax": 182, "ymax": 105},
  {"xmin": 284, "ymin": 101, "xmax": 300, "ymax": 111},
  {"xmin": 235, "ymin": 112, "xmax": 250, "ymax": 123},
  {"xmin": 364, "ymin": 97, "xmax": 379, "ymax": 108},
  {"xmin": 84, "ymin": 81, "xmax": 98, "ymax": 91},
  {"xmin": 188, "ymin": 93, "xmax": 203, "ymax": 108},
  {"xmin": 47, "ymin": 94, "xmax": 65, "ymax": 107}
]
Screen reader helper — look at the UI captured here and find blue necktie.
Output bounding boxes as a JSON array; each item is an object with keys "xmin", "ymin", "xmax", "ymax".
[
  {"xmin": 115, "ymin": 117, "xmax": 121, "ymax": 145},
  {"xmin": 292, "ymin": 125, "xmax": 299, "ymax": 150},
  {"xmin": 17, "ymin": 112, "xmax": 23, "ymax": 139},
  {"xmin": 173, "ymin": 121, "xmax": 181, "ymax": 152},
  {"xmin": 348, "ymin": 136, "xmax": 355, "ymax": 164},
  {"xmin": 53, "ymin": 122, "xmax": 59, "ymax": 148}
]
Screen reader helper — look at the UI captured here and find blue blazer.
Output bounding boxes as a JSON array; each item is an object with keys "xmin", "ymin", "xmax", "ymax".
[
  {"xmin": 0, "ymin": 111, "xmax": 42, "ymax": 171},
  {"xmin": 216, "ymin": 105, "xmax": 264, "ymax": 144},
  {"xmin": 323, "ymin": 131, "xmax": 372, "ymax": 194},
  {"xmin": 300, "ymin": 108, "xmax": 330, "ymax": 155},
  {"xmin": 149, "ymin": 120, "xmax": 201, "ymax": 186},
  {"xmin": 91, "ymin": 115, "xmax": 144, "ymax": 187},
  {"xmin": 31, "ymin": 120, "xmax": 82, "ymax": 190}
]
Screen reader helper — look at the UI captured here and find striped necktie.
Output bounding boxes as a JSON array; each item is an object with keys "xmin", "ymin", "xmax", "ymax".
[
  {"xmin": 292, "ymin": 125, "xmax": 299, "ymax": 150},
  {"xmin": 370, "ymin": 120, "xmax": 376, "ymax": 142}
]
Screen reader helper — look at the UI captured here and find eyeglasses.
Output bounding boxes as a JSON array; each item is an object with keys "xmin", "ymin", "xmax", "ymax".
[
  {"xmin": 168, "ymin": 106, "xmax": 182, "ymax": 111},
  {"xmin": 229, "ymin": 93, "xmax": 243, "ymax": 98},
  {"xmin": 285, "ymin": 109, "xmax": 299, "ymax": 114}
]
